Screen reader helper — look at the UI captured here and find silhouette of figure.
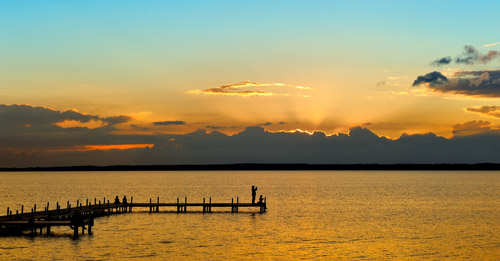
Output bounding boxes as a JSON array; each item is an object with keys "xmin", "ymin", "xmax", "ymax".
[
  {"xmin": 252, "ymin": 186, "xmax": 258, "ymax": 205},
  {"xmin": 122, "ymin": 196, "xmax": 127, "ymax": 204},
  {"xmin": 258, "ymin": 195, "xmax": 263, "ymax": 204},
  {"xmin": 114, "ymin": 196, "xmax": 120, "ymax": 204}
]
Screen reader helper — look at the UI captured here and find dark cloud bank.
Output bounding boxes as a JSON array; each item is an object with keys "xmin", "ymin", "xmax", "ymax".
[
  {"xmin": 413, "ymin": 70, "xmax": 500, "ymax": 97},
  {"xmin": 1, "ymin": 104, "xmax": 500, "ymax": 167}
]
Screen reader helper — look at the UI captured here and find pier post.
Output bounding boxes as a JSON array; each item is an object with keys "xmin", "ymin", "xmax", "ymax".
[
  {"xmin": 156, "ymin": 197, "xmax": 159, "ymax": 212},
  {"xmin": 6, "ymin": 207, "xmax": 9, "ymax": 220},
  {"xmin": 21, "ymin": 205, "xmax": 24, "ymax": 214},
  {"xmin": 130, "ymin": 197, "xmax": 133, "ymax": 212},
  {"xmin": 73, "ymin": 224, "xmax": 79, "ymax": 238},
  {"xmin": 149, "ymin": 198, "xmax": 152, "ymax": 213},
  {"xmin": 231, "ymin": 198, "xmax": 234, "ymax": 213},
  {"xmin": 67, "ymin": 201, "xmax": 70, "ymax": 209},
  {"xmin": 236, "ymin": 197, "xmax": 239, "ymax": 213},
  {"xmin": 47, "ymin": 226, "xmax": 51, "ymax": 235},
  {"xmin": 209, "ymin": 197, "xmax": 212, "ymax": 212},
  {"xmin": 184, "ymin": 197, "xmax": 187, "ymax": 213}
]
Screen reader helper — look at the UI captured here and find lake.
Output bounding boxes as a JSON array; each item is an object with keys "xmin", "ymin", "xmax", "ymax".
[{"xmin": 1, "ymin": 171, "xmax": 500, "ymax": 259}]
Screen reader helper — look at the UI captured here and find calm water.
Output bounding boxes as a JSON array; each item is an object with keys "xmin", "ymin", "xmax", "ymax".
[{"xmin": 1, "ymin": 171, "xmax": 500, "ymax": 260}]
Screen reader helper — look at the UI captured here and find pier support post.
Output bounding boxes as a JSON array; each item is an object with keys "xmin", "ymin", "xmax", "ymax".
[
  {"xmin": 231, "ymin": 198, "xmax": 234, "ymax": 213},
  {"xmin": 184, "ymin": 197, "xmax": 187, "ymax": 213},
  {"xmin": 236, "ymin": 197, "xmax": 239, "ymax": 213},
  {"xmin": 149, "ymin": 198, "xmax": 152, "ymax": 213},
  {"xmin": 209, "ymin": 197, "xmax": 212, "ymax": 212},
  {"xmin": 130, "ymin": 197, "xmax": 133, "ymax": 212},
  {"xmin": 156, "ymin": 197, "xmax": 159, "ymax": 213},
  {"xmin": 73, "ymin": 224, "xmax": 79, "ymax": 238}
]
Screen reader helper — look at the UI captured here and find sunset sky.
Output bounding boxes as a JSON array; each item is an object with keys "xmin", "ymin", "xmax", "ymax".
[{"xmin": 1, "ymin": 1, "xmax": 500, "ymax": 167}]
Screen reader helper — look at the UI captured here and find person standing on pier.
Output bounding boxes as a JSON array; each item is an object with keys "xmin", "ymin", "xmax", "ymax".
[
  {"xmin": 252, "ymin": 186, "xmax": 258, "ymax": 205},
  {"xmin": 114, "ymin": 196, "xmax": 120, "ymax": 204},
  {"xmin": 122, "ymin": 196, "xmax": 127, "ymax": 204}
]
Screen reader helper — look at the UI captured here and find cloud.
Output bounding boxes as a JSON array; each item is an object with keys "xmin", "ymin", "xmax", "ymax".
[
  {"xmin": 483, "ymin": 42, "xmax": 500, "ymax": 48},
  {"xmin": 429, "ymin": 45, "xmax": 499, "ymax": 66},
  {"xmin": 431, "ymin": 56, "xmax": 453, "ymax": 66},
  {"xmin": 206, "ymin": 125, "xmax": 238, "ymax": 130},
  {"xmin": 452, "ymin": 120, "xmax": 495, "ymax": 136},
  {"xmin": 377, "ymin": 81, "xmax": 389, "ymax": 86},
  {"xmin": 3, "ymin": 104, "xmax": 500, "ymax": 167},
  {"xmin": 187, "ymin": 81, "xmax": 310, "ymax": 97},
  {"xmin": 413, "ymin": 70, "xmax": 500, "ymax": 97},
  {"xmin": 455, "ymin": 45, "xmax": 499, "ymax": 65},
  {"xmin": 412, "ymin": 71, "xmax": 449, "ymax": 86},
  {"xmin": 465, "ymin": 106, "xmax": 500, "ymax": 118},
  {"xmin": 153, "ymin": 121, "xmax": 186, "ymax": 126}
]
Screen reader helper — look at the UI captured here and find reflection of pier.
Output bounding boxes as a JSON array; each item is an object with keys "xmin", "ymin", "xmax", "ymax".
[{"xmin": 0, "ymin": 196, "xmax": 267, "ymax": 238}]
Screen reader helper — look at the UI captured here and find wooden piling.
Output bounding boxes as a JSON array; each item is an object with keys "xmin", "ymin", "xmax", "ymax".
[
  {"xmin": 184, "ymin": 197, "xmax": 187, "ymax": 213},
  {"xmin": 149, "ymin": 198, "xmax": 152, "ymax": 213},
  {"xmin": 156, "ymin": 197, "xmax": 159, "ymax": 212}
]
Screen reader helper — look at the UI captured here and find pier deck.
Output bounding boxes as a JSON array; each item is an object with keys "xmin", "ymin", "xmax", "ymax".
[{"xmin": 0, "ymin": 196, "xmax": 267, "ymax": 237}]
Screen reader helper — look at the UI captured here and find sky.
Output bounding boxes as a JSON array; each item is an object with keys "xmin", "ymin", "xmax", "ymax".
[{"xmin": 1, "ymin": 1, "xmax": 500, "ymax": 167}]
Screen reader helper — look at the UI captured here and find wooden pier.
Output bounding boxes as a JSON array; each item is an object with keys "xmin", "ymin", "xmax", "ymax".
[{"xmin": 0, "ymin": 196, "xmax": 267, "ymax": 237}]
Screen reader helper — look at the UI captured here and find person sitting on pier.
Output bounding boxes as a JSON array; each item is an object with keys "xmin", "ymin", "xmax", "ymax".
[
  {"xmin": 122, "ymin": 196, "xmax": 127, "ymax": 204},
  {"xmin": 252, "ymin": 185, "xmax": 258, "ymax": 205},
  {"xmin": 114, "ymin": 196, "xmax": 120, "ymax": 205}
]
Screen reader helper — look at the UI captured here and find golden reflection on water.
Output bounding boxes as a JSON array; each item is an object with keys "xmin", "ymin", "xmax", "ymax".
[{"xmin": 1, "ymin": 171, "xmax": 500, "ymax": 259}]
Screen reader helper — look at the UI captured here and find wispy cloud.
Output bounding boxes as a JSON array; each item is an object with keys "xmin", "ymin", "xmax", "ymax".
[
  {"xmin": 483, "ymin": 42, "xmax": 500, "ymax": 47},
  {"xmin": 187, "ymin": 81, "xmax": 311, "ymax": 97},
  {"xmin": 430, "ymin": 45, "xmax": 499, "ymax": 66},
  {"xmin": 153, "ymin": 121, "xmax": 186, "ymax": 126},
  {"xmin": 465, "ymin": 106, "xmax": 500, "ymax": 118}
]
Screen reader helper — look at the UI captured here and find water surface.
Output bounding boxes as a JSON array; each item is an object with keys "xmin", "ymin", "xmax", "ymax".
[{"xmin": 1, "ymin": 171, "xmax": 499, "ymax": 259}]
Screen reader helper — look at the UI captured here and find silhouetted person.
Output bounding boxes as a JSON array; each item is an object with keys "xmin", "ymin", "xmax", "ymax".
[
  {"xmin": 114, "ymin": 196, "xmax": 120, "ymax": 204},
  {"xmin": 122, "ymin": 196, "xmax": 127, "ymax": 204},
  {"xmin": 258, "ymin": 195, "xmax": 263, "ymax": 204},
  {"xmin": 252, "ymin": 186, "xmax": 258, "ymax": 205}
]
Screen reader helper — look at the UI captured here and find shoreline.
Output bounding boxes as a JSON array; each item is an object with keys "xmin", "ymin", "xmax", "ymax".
[{"xmin": 1, "ymin": 163, "xmax": 500, "ymax": 172}]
